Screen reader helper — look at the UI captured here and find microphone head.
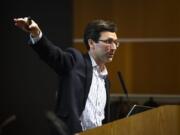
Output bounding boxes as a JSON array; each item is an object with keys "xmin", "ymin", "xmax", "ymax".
[
  {"xmin": 0, "ymin": 114, "xmax": 16, "ymax": 128},
  {"xmin": 45, "ymin": 111, "xmax": 72, "ymax": 135}
]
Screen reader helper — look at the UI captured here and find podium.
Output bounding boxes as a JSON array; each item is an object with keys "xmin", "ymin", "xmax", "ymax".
[{"xmin": 79, "ymin": 105, "xmax": 180, "ymax": 135}]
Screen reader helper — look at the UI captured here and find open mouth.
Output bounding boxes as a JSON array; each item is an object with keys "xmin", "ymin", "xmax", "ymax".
[{"xmin": 107, "ymin": 53, "xmax": 114, "ymax": 58}]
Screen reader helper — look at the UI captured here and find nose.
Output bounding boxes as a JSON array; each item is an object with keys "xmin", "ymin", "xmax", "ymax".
[{"xmin": 110, "ymin": 42, "xmax": 117, "ymax": 50}]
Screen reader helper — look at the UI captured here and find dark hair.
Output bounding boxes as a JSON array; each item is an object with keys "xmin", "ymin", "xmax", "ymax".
[{"xmin": 83, "ymin": 19, "xmax": 117, "ymax": 50}]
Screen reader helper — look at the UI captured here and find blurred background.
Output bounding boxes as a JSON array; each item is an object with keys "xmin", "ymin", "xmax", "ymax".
[{"xmin": 1, "ymin": 0, "xmax": 180, "ymax": 135}]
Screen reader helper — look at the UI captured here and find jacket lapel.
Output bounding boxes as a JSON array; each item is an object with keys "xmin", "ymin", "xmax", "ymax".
[
  {"xmin": 104, "ymin": 76, "xmax": 110, "ymax": 122},
  {"xmin": 83, "ymin": 53, "xmax": 93, "ymax": 108}
]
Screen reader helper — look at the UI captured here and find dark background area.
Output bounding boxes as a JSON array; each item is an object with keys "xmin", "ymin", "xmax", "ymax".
[{"xmin": 0, "ymin": 0, "xmax": 73, "ymax": 135}]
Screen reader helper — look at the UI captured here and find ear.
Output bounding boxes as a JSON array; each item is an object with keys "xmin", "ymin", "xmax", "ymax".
[{"xmin": 88, "ymin": 39, "xmax": 95, "ymax": 50}]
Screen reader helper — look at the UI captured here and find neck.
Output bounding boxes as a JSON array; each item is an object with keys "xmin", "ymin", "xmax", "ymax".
[{"xmin": 89, "ymin": 51, "xmax": 105, "ymax": 71}]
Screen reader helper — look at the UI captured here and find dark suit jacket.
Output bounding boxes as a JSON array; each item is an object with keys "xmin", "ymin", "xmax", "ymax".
[{"xmin": 31, "ymin": 36, "xmax": 110, "ymax": 134}]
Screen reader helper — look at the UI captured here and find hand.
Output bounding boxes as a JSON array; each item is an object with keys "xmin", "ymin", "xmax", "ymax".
[{"xmin": 13, "ymin": 17, "xmax": 42, "ymax": 37}]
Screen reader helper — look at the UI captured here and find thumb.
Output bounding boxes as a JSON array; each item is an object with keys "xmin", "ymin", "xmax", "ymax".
[{"xmin": 28, "ymin": 22, "xmax": 42, "ymax": 37}]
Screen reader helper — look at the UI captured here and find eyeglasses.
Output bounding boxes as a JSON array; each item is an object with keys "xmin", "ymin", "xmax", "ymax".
[{"xmin": 98, "ymin": 38, "xmax": 120, "ymax": 47}]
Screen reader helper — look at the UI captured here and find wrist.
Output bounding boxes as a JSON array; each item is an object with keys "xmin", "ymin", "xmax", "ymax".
[
  {"xmin": 31, "ymin": 30, "xmax": 41, "ymax": 38},
  {"xmin": 30, "ymin": 31, "xmax": 42, "ymax": 39}
]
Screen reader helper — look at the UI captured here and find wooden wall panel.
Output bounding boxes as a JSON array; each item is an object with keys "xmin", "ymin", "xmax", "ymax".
[{"xmin": 73, "ymin": 0, "xmax": 180, "ymax": 94}]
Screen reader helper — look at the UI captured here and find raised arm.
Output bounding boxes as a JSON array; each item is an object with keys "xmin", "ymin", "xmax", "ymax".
[{"xmin": 13, "ymin": 17, "xmax": 81, "ymax": 75}]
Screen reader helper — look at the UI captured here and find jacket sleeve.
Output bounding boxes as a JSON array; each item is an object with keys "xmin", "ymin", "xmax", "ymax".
[{"xmin": 30, "ymin": 36, "xmax": 80, "ymax": 75}]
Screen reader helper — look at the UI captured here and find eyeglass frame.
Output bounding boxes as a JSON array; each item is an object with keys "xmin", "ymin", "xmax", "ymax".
[{"xmin": 98, "ymin": 38, "xmax": 120, "ymax": 48}]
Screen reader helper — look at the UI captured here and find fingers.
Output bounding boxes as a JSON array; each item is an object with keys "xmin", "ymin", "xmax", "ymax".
[
  {"xmin": 13, "ymin": 17, "xmax": 41, "ymax": 37},
  {"xmin": 13, "ymin": 17, "xmax": 30, "ymax": 32},
  {"xmin": 14, "ymin": 17, "xmax": 27, "ymax": 25}
]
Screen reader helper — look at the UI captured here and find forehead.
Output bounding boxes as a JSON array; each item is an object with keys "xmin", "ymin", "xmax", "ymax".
[{"xmin": 100, "ymin": 31, "xmax": 117, "ymax": 39}]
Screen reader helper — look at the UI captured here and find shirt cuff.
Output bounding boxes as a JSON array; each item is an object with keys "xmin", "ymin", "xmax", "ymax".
[{"xmin": 29, "ymin": 31, "xmax": 43, "ymax": 45}]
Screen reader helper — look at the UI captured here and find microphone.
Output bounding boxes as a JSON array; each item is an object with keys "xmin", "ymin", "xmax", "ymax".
[
  {"xmin": 45, "ymin": 111, "xmax": 72, "ymax": 135},
  {"xmin": 0, "ymin": 115, "xmax": 16, "ymax": 128},
  {"xmin": 27, "ymin": 16, "xmax": 32, "ymax": 25},
  {"xmin": 0, "ymin": 114, "xmax": 16, "ymax": 135},
  {"xmin": 115, "ymin": 72, "xmax": 133, "ymax": 119},
  {"xmin": 117, "ymin": 71, "xmax": 129, "ymax": 99}
]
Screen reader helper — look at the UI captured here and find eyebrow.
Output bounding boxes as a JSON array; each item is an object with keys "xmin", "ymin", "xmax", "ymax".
[{"xmin": 100, "ymin": 38, "xmax": 118, "ymax": 40}]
